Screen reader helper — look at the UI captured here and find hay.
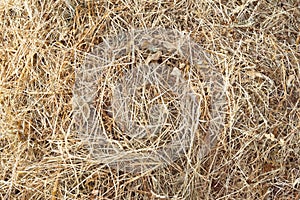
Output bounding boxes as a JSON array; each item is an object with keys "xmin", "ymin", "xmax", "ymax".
[
  {"xmin": 73, "ymin": 28, "xmax": 226, "ymax": 174},
  {"xmin": 0, "ymin": 0, "xmax": 299, "ymax": 199}
]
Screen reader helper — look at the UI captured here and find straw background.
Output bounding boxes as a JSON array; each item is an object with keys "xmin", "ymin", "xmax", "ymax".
[{"xmin": 0, "ymin": 0, "xmax": 299, "ymax": 199}]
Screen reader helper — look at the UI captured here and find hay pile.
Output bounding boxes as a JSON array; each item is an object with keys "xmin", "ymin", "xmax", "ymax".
[{"xmin": 0, "ymin": 0, "xmax": 299, "ymax": 199}]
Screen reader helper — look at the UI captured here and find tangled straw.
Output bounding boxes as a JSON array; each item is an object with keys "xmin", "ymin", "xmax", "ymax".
[{"xmin": 73, "ymin": 28, "xmax": 226, "ymax": 173}]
